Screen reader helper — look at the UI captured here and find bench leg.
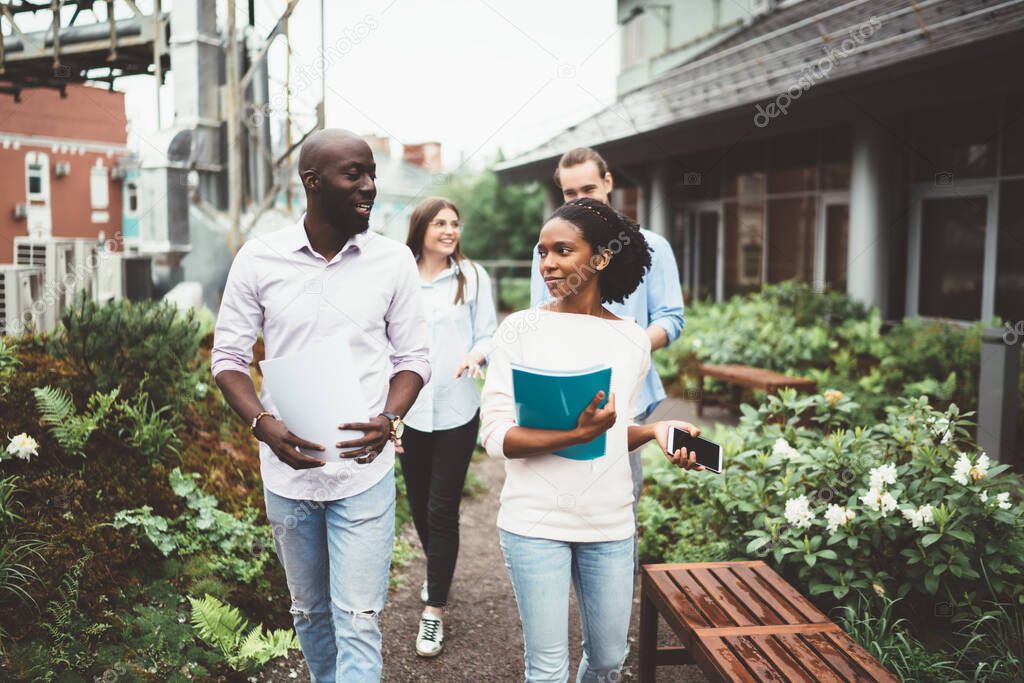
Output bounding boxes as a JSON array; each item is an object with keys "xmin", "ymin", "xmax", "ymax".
[
  {"xmin": 695, "ymin": 372, "xmax": 704, "ymax": 417},
  {"xmin": 639, "ymin": 585, "xmax": 658, "ymax": 683}
]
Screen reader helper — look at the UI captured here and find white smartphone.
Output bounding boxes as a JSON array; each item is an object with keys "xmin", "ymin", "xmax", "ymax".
[{"xmin": 667, "ymin": 427, "xmax": 723, "ymax": 474}]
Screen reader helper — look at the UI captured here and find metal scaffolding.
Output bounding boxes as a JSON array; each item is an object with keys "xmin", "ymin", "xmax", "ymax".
[{"xmin": 0, "ymin": 0, "xmax": 326, "ymax": 254}]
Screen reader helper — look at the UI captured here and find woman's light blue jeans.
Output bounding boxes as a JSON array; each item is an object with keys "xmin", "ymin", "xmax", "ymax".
[
  {"xmin": 264, "ymin": 470, "xmax": 395, "ymax": 683},
  {"xmin": 499, "ymin": 529, "xmax": 634, "ymax": 683}
]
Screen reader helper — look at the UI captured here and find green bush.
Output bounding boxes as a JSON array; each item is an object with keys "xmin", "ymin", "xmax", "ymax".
[
  {"xmin": 643, "ymin": 389, "xmax": 1024, "ymax": 615},
  {"xmin": 111, "ymin": 468, "xmax": 272, "ymax": 584},
  {"xmin": 51, "ymin": 294, "xmax": 202, "ymax": 410},
  {"xmin": 657, "ymin": 281, "xmax": 1019, "ymax": 432}
]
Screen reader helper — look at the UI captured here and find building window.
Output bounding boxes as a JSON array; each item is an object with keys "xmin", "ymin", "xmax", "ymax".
[
  {"xmin": 996, "ymin": 180, "xmax": 1024, "ymax": 323},
  {"xmin": 26, "ymin": 153, "xmax": 48, "ymax": 200},
  {"xmin": 90, "ymin": 164, "xmax": 109, "ymax": 210},
  {"xmin": 917, "ymin": 195, "xmax": 988, "ymax": 321},
  {"xmin": 125, "ymin": 181, "xmax": 139, "ymax": 216},
  {"xmin": 767, "ymin": 197, "xmax": 816, "ymax": 284}
]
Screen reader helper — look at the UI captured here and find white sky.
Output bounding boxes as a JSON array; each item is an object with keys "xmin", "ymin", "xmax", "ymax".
[{"xmin": 101, "ymin": 0, "xmax": 620, "ymax": 168}]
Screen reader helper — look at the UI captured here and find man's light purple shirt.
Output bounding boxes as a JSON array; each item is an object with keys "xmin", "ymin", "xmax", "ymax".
[{"xmin": 211, "ymin": 218, "xmax": 431, "ymax": 501}]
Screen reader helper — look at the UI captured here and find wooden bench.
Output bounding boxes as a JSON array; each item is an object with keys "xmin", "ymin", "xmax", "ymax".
[
  {"xmin": 639, "ymin": 561, "xmax": 898, "ymax": 682},
  {"xmin": 695, "ymin": 364, "xmax": 817, "ymax": 416}
]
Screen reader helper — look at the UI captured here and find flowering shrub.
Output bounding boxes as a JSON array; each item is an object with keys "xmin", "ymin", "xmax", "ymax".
[{"xmin": 642, "ymin": 389, "xmax": 1024, "ymax": 618}]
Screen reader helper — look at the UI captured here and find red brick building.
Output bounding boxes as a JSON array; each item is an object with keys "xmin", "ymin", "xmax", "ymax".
[{"xmin": 0, "ymin": 84, "xmax": 128, "ymax": 263}]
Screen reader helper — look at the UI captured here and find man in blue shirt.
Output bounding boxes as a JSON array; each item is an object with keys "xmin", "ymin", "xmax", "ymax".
[{"xmin": 529, "ymin": 147, "xmax": 685, "ymax": 547}]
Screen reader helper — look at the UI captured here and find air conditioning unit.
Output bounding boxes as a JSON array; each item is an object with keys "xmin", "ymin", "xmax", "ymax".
[
  {"xmin": 110, "ymin": 164, "xmax": 125, "ymax": 180},
  {"xmin": 95, "ymin": 251, "xmax": 124, "ymax": 304},
  {"xmin": 0, "ymin": 265, "xmax": 45, "ymax": 337},
  {"xmin": 13, "ymin": 236, "xmax": 77, "ymax": 332},
  {"xmin": 54, "ymin": 161, "xmax": 71, "ymax": 177},
  {"xmin": 12, "ymin": 203, "xmax": 27, "ymax": 220},
  {"xmin": 70, "ymin": 238, "xmax": 101, "ymax": 303}
]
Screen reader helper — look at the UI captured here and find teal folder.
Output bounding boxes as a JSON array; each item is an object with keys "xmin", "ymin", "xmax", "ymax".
[{"xmin": 511, "ymin": 363, "xmax": 612, "ymax": 460}]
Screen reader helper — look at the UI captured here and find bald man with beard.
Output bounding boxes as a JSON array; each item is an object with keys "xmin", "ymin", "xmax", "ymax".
[{"xmin": 212, "ymin": 129, "xmax": 431, "ymax": 682}]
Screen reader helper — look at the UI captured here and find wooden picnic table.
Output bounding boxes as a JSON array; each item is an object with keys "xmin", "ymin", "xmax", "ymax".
[{"xmin": 639, "ymin": 561, "xmax": 899, "ymax": 682}]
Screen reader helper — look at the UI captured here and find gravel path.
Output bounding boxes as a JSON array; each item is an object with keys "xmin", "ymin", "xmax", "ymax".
[{"xmin": 260, "ymin": 396, "xmax": 734, "ymax": 681}]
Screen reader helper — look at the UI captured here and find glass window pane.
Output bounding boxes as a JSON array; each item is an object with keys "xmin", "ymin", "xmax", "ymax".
[
  {"xmin": 724, "ymin": 197, "xmax": 764, "ymax": 296},
  {"xmin": 824, "ymin": 204, "xmax": 850, "ymax": 292},
  {"xmin": 913, "ymin": 99, "xmax": 998, "ymax": 182},
  {"xmin": 996, "ymin": 180, "xmax": 1024, "ymax": 323},
  {"xmin": 919, "ymin": 196, "xmax": 987, "ymax": 320},
  {"xmin": 696, "ymin": 211, "xmax": 719, "ymax": 300},
  {"xmin": 767, "ymin": 197, "xmax": 816, "ymax": 283}
]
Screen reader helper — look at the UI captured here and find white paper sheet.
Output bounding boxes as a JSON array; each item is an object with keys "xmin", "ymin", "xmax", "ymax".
[{"xmin": 258, "ymin": 334, "xmax": 370, "ymax": 462}]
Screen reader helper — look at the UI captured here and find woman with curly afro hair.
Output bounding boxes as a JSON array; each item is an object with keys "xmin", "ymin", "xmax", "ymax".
[{"xmin": 479, "ymin": 197, "xmax": 704, "ymax": 681}]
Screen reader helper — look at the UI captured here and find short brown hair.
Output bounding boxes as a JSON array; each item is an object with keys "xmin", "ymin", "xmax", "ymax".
[{"xmin": 553, "ymin": 147, "xmax": 609, "ymax": 188}]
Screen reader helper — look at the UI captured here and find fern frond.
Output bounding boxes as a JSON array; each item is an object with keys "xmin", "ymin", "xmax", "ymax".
[
  {"xmin": 33, "ymin": 385, "xmax": 75, "ymax": 427},
  {"xmin": 188, "ymin": 594, "xmax": 249, "ymax": 654}
]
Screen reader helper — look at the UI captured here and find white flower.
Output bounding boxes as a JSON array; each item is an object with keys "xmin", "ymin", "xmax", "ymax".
[
  {"xmin": 901, "ymin": 504, "xmax": 934, "ymax": 530},
  {"xmin": 784, "ymin": 495, "xmax": 814, "ymax": 529},
  {"xmin": 928, "ymin": 415, "xmax": 952, "ymax": 444},
  {"xmin": 773, "ymin": 437, "xmax": 801, "ymax": 461},
  {"xmin": 5, "ymin": 433, "xmax": 39, "ymax": 461},
  {"xmin": 953, "ymin": 452, "xmax": 989, "ymax": 485},
  {"xmin": 869, "ymin": 463, "xmax": 898, "ymax": 490},
  {"xmin": 860, "ymin": 487, "xmax": 898, "ymax": 515},
  {"xmin": 979, "ymin": 490, "xmax": 988, "ymax": 503},
  {"xmin": 692, "ymin": 338, "xmax": 702, "ymax": 348},
  {"xmin": 996, "ymin": 492, "xmax": 1012, "ymax": 510},
  {"xmin": 825, "ymin": 504, "xmax": 855, "ymax": 533}
]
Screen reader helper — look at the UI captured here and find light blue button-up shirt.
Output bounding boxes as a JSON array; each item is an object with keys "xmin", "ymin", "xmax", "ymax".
[
  {"xmin": 406, "ymin": 258, "xmax": 498, "ymax": 432},
  {"xmin": 529, "ymin": 228, "xmax": 685, "ymax": 419}
]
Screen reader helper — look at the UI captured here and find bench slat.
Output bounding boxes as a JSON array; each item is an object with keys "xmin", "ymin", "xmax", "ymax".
[
  {"xmin": 730, "ymin": 565, "xmax": 809, "ymax": 625},
  {"xmin": 696, "ymin": 635, "xmax": 758, "ymax": 683},
  {"xmin": 711, "ymin": 566, "xmax": 787, "ymax": 626},
  {"xmin": 690, "ymin": 567, "xmax": 761, "ymax": 626},
  {"xmin": 648, "ymin": 569, "xmax": 712, "ymax": 634},
  {"xmin": 669, "ymin": 568, "xmax": 741, "ymax": 627},
  {"xmin": 750, "ymin": 563, "xmax": 830, "ymax": 624},
  {"xmin": 821, "ymin": 629, "xmax": 901, "ymax": 683},
  {"xmin": 722, "ymin": 635, "xmax": 789, "ymax": 682},
  {"xmin": 800, "ymin": 631, "xmax": 877, "ymax": 681},
  {"xmin": 773, "ymin": 633, "xmax": 847, "ymax": 683}
]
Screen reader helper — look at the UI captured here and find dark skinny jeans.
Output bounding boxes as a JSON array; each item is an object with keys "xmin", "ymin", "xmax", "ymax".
[{"xmin": 398, "ymin": 411, "xmax": 480, "ymax": 608}]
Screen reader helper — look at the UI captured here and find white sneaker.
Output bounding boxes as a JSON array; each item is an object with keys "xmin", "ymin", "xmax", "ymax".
[
  {"xmin": 420, "ymin": 579, "xmax": 429, "ymax": 604},
  {"xmin": 416, "ymin": 614, "xmax": 444, "ymax": 657}
]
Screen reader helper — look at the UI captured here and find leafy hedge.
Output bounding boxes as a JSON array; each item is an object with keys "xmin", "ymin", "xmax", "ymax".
[{"xmin": 655, "ymin": 281, "xmax": 1022, "ymax": 431}]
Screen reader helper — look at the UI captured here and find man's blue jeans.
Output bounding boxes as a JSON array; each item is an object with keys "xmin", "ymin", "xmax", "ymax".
[
  {"xmin": 499, "ymin": 529, "xmax": 634, "ymax": 683},
  {"xmin": 264, "ymin": 470, "xmax": 395, "ymax": 683}
]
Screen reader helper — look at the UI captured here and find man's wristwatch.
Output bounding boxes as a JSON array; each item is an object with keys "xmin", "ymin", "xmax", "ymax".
[{"xmin": 378, "ymin": 411, "xmax": 405, "ymax": 443}]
